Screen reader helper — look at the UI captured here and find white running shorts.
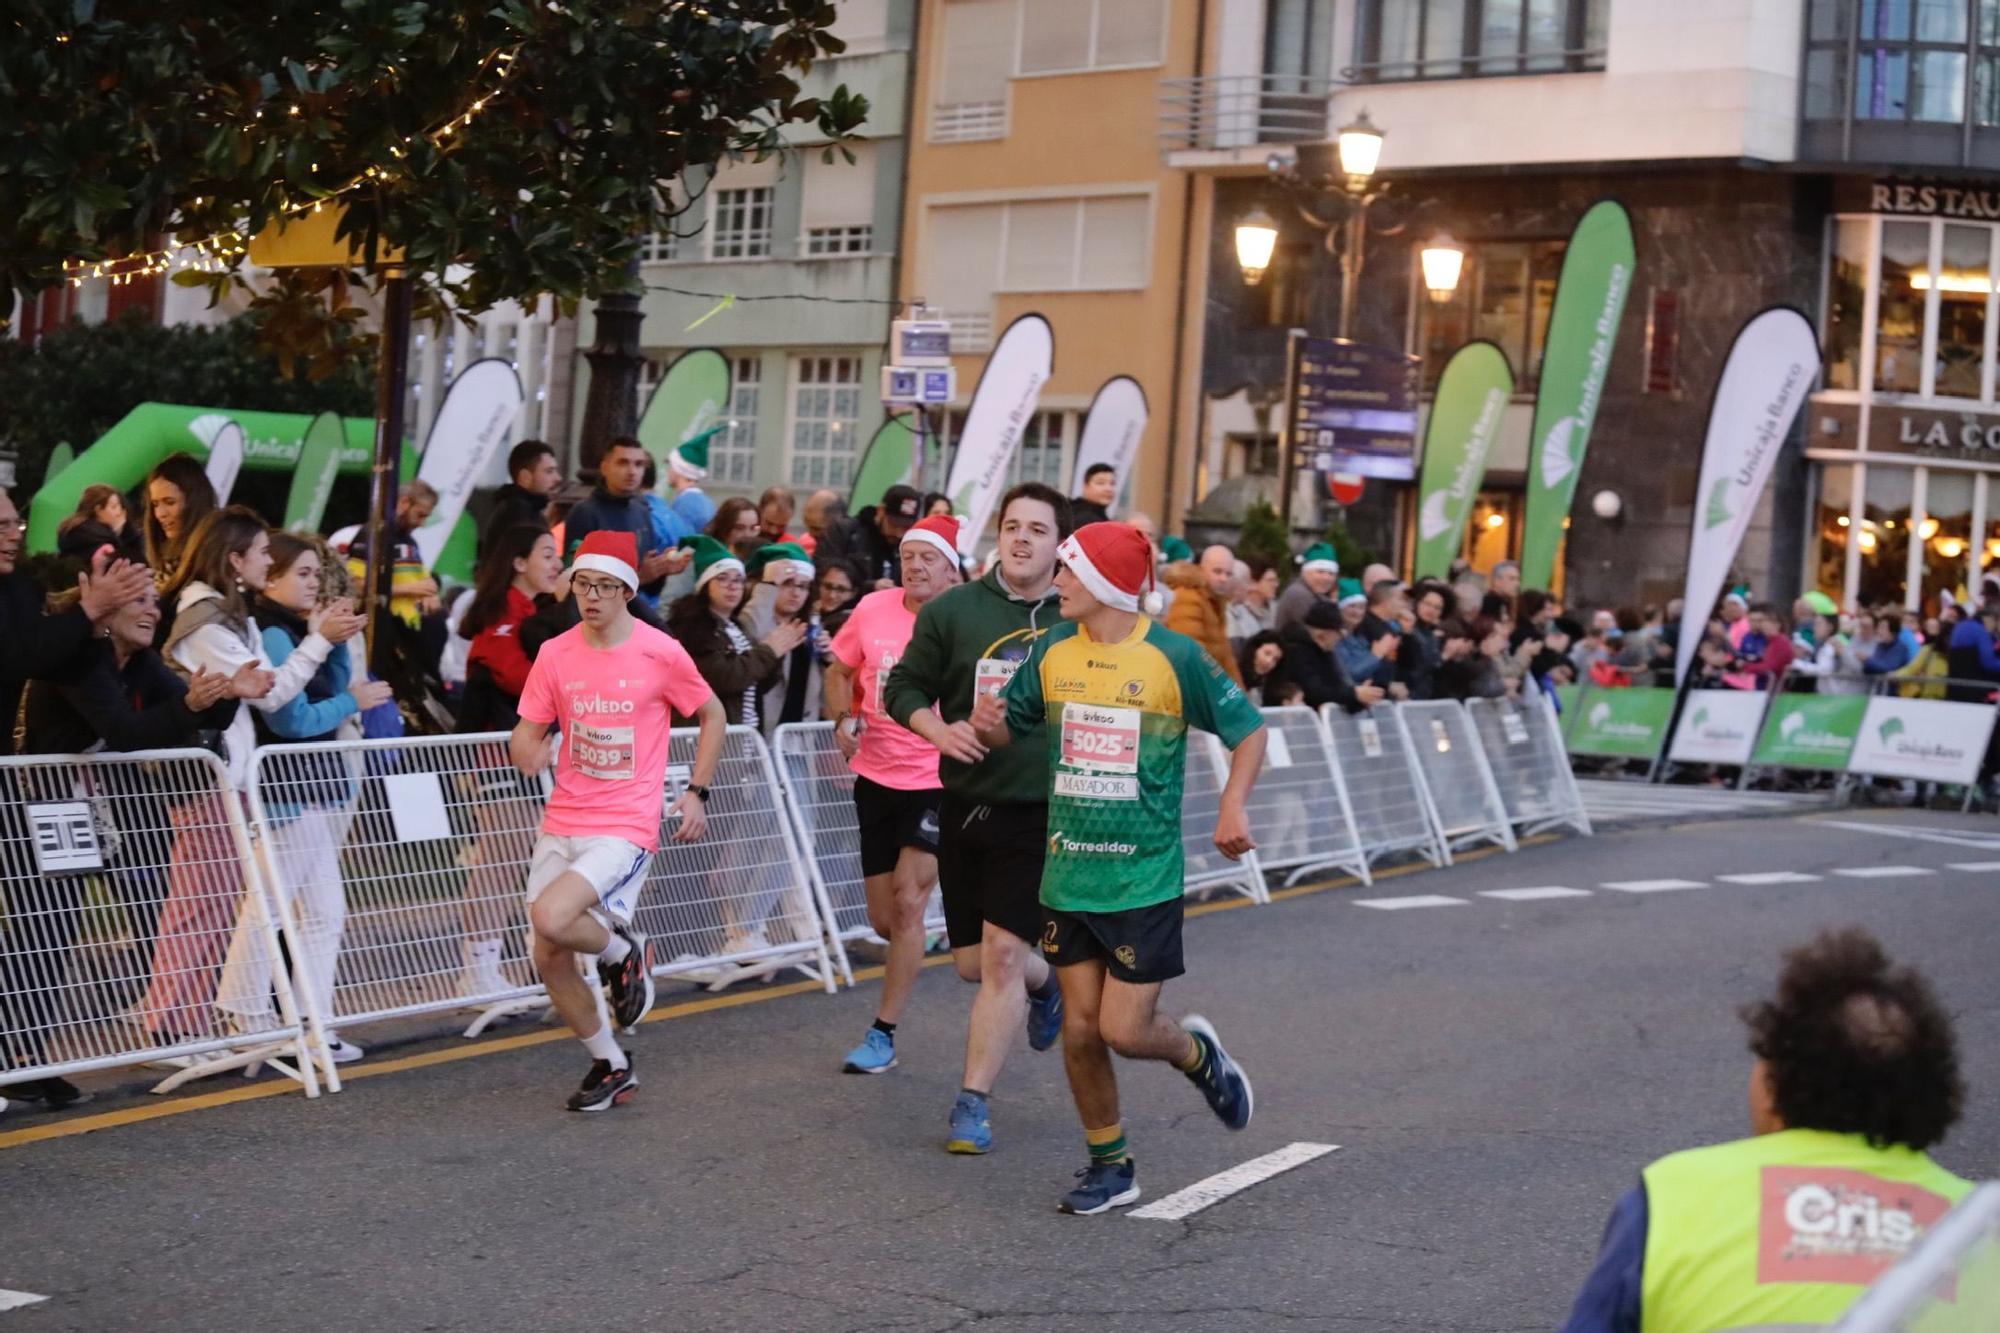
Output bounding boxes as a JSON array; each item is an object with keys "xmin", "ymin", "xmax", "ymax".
[{"xmin": 525, "ymin": 834, "xmax": 652, "ymax": 925}]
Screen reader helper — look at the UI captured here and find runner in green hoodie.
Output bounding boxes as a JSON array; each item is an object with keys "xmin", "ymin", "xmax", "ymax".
[{"xmin": 883, "ymin": 481, "xmax": 1070, "ymax": 1154}]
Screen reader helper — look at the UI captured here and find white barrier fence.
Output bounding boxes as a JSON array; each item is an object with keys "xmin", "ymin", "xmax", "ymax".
[{"xmin": 2, "ymin": 697, "xmax": 1598, "ymax": 1105}]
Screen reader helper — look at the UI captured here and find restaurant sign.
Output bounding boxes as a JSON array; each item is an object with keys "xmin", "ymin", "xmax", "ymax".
[{"xmin": 1809, "ymin": 398, "xmax": 2000, "ymax": 461}]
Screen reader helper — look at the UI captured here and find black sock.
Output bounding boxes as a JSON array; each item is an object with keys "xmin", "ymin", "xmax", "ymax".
[{"xmin": 871, "ymin": 1018, "xmax": 897, "ymax": 1037}]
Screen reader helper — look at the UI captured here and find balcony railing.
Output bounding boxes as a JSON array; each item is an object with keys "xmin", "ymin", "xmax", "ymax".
[
  {"xmin": 929, "ymin": 101, "xmax": 1008, "ymax": 144},
  {"xmin": 1158, "ymin": 75, "xmax": 1334, "ymax": 154}
]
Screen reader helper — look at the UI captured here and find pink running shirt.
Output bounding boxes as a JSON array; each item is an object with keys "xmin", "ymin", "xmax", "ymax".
[
  {"xmin": 829, "ymin": 588, "xmax": 941, "ymax": 791},
  {"xmin": 517, "ymin": 619, "xmax": 716, "ymax": 850}
]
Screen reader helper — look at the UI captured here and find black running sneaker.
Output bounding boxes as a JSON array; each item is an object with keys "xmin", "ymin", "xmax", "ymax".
[
  {"xmin": 565, "ymin": 1053, "xmax": 638, "ymax": 1112},
  {"xmin": 597, "ymin": 923, "xmax": 655, "ymax": 1032},
  {"xmin": 1059, "ymin": 1158, "xmax": 1140, "ymax": 1215},
  {"xmin": 1180, "ymin": 1014, "xmax": 1253, "ymax": 1130},
  {"xmin": 7, "ymin": 1076, "xmax": 91, "ymax": 1109}
]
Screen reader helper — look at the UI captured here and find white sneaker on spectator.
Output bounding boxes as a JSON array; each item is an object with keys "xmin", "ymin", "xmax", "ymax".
[
  {"xmin": 323, "ymin": 1035, "xmax": 365, "ymax": 1064},
  {"xmin": 458, "ymin": 938, "xmax": 509, "ymax": 997}
]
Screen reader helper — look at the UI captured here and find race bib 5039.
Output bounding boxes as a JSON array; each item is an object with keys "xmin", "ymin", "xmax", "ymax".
[{"xmin": 571, "ymin": 721, "xmax": 637, "ymax": 781}]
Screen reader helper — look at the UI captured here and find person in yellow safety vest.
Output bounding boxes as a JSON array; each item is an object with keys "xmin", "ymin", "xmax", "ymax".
[{"xmin": 1561, "ymin": 927, "xmax": 1975, "ymax": 1333}]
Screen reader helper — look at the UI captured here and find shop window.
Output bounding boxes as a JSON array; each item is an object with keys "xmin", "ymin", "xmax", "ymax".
[
  {"xmin": 1933, "ymin": 223, "xmax": 1992, "ymax": 397},
  {"xmin": 1823, "ymin": 218, "xmax": 1870, "ymax": 390},
  {"xmin": 1917, "ymin": 468, "xmax": 1975, "ymax": 610},
  {"xmin": 1875, "ymin": 220, "xmax": 1929, "ymax": 394},
  {"xmin": 1811, "ymin": 462, "xmax": 1853, "ymax": 600},
  {"xmin": 1415, "ymin": 239, "xmax": 1564, "ymax": 392},
  {"xmin": 1857, "ymin": 464, "xmax": 1916, "ymax": 607}
]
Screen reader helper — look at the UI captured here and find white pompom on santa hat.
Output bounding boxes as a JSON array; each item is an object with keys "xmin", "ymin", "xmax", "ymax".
[{"xmin": 1058, "ymin": 521, "xmax": 1162, "ymax": 616}]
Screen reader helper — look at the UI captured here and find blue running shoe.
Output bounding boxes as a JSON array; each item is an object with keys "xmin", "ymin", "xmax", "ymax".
[
  {"xmin": 1026, "ymin": 981, "xmax": 1064, "ymax": 1052},
  {"xmin": 841, "ymin": 1026, "xmax": 898, "ymax": 1074},
  {"xmin": 1059, "ymin": 1158, "xmax": 1140, "ymax": 1215},
  {"xmin": 1181, "ymin": 1014, "xmax": 1253, "ymax": 1131},
  {"xmin": 945, "ymin": 1092, "xmax": 992, "ymax": 1154}
]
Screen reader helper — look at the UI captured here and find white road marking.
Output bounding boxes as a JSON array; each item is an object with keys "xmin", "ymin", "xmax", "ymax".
[
  {"xmin": 1833, "ymin": 866, "xmax": 1935, "ymax": 879},
  {"xmin": 0, "ymin": 1291, "xmax": 48, "ymax": 1313},
  {"xmin": 1478, "ymin": 886, "xmax": 1592, "ymax": 901},
  {"xmin": 1599, "ymin": 879, "xmax": 1706, "ymax": 893},
  {"xmin": 1353, "ymin": 895, "xmax": 1468, "ymax": 910},
  {"xmin": 1947, "ymin": 861, "xmax": 2000, "ymax": 872},
  {"xmin": 1129, "ymin": 1142, "xmax": 1340, "ymax": 1221},
  {"xmin": 1814, "ymin": 820, "xmax": 2000, "ymax": 849},
  {"xmin": 1715, "ymin": 871, "xmax": 1822, "ymax": 885}
]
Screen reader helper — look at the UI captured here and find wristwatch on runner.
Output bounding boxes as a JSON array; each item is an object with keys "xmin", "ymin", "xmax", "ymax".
[{"xmin": 685, "ymin": 783, "xmax": 710, "ymax": 802}]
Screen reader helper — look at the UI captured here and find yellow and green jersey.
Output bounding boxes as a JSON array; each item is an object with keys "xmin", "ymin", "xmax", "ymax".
[{"xmin": 1003, "ymin": 615, "xmax": 1263, "ymax": 914}]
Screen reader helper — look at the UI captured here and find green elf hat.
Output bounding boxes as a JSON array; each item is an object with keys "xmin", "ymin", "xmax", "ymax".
[
  {"xmin": 747, "ymin": 541, "xmax": 815, "ymax": 584},
  {"xmin": 1723, "ymin": 584, "xmax": 1751, "ymax": 611},
  {"xmin": 1159, "ymin": 535, "xmax": 1194, "ymax": 565},
  {"xmin": 1801, "ymin": 589, "xmax": 1838, "ymax": 617},
  {"xmin": 668, "ymin": 423, "xmax": 725, "ymax": 482},
  {"xmin": 1337, "ymin": 576, "xmax": 1365, "ymax": 606},
  {"xmin": 1296, "ymin": 541, "xmax": 1339, "ymax": 577},
  {"xmin": 680, "ymin": 533, "xmax": 743, "ymax": 590}
]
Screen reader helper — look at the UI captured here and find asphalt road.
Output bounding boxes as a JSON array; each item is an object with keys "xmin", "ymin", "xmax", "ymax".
[{"xmin": 2, "ymin": 807, "xmax": 1996, "ymax": 1332}]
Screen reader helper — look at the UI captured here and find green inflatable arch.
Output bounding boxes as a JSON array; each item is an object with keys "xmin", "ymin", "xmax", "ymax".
[{"xmin": 26, "ymin": 402, "xmax": 476, "ymax": 582}]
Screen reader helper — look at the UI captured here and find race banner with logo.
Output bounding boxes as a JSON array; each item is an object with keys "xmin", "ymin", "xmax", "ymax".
[
  {"xmin": 1071, "ymin": 375, "xmax": 1149, "ymax": 507},
  {"xmin": 284, "ymin": 410, "xmax": 348, "ymax": 533},
  {"xmin": 1666, "ymin": 688, "xmax": 1771, "ymax": 766},
  {"xmin": 1563, "ymin": 686, "xmax": 1677, "ymax": 758},
  {"xmin": 412, "ymin": 358, "xmax": 525, "ymax": 570},
  {"xmin": 1521, "ymin": 200, "xmax": 1636, "ymax": 589},
  {"xmin": 1674, "ymin": 308, "xmax": 1821, "ymax": 683},
  {"xmin": 850, "ymin": 412, "xmax": 921, "ymax": 512},
  {"xmin": 639, "ymin": 348, "xmax": 732, "ymax": 489},
  {"xmin": 946, "ymin": 313, "xmax": 1054, "ymax": 554},
  {"xmin": 1750, "ymin": 694, "xmax": 1868, "ymax": 770},
  {"xmin": 202, "ymin": 421, "xmax": 246, "ymax": 503},
  {"xmin": 1848, "ymin": 697, "xmax": 1998, "ymax": 784},
  {"xmin": 1413, "ymin": 341, "xmax": 1514, "ymax": 579}
]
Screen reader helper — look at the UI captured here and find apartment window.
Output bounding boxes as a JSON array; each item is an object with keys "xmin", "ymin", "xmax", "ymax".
[
  {"xmin": 942, "ymin": 409, "xmax": 1074, "ymax": 490},
  {"xmin": 639, "ymin": 230, "xmax": 682, "ymax": 262},
  {"xmin": 710, "ymin": 186, "xmax": 774, "ymax": 259},
  {"xmin": 1357, "ymin": 0, "xmax": 1606, "ymax": 80},
  {"xmin": 801, "ymin": 143, "xmax": 878, "ymax": 256},
  {"xmin": 830, "ymin": 0, "xmax": 891, "ymax": 53},
  {"xmin": 806, "ymin": 226, "xmax": 874, "ymax": 255},
  {"xmin": 1806, "ymin": 0, "xmax": 2000, "ymax": 123},
  {"xmin": 789, "ymin": 356, "xmax": 864, "ymax": 488},
  {"xmin": 1018, "ymin": 0, "xmax": 1166, "ymax": 74},
  {"xmin": 927, "ymin": 192, "xmax": 1151, "ymax": 317},
  {"xmin": 635, "ymin": 356, "xmax": 664, "ymax": 418},
  {"xmin": 1414, "ymin": 239, "xmax": 1566, "ymax": 392},
  {"xmin": 933, "ymin": 0, "xmax": 1013, "ymax": 142}
]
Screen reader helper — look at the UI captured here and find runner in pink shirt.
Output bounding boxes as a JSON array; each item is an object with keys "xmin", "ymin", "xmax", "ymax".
[
  {"xmin": 825, "ymin": 515, "xmax": 961, "ymax": 1074},
  {"xmin": 511, "ymin": 531, "xmax": 726, "ymax": 1112}
]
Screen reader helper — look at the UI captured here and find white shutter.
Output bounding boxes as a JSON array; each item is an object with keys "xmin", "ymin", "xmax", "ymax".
[
  {"xmin": 831, "ymin": 0, "xmax": 889, "ymax": 51},
  {"xmin": 939, "ymin": 0, "xmax": 1013, "ymax": 104},
  {"xmin": 1093, "ymin": 0, "xmax": 1166, "ymax": 67},
  {"xmin": 1078, "ymin": 195, "xmax": 1151, "ymax": 288},
  {"xmin": 1002, "ymin": 199, "xmax": 1082, "ymax": 291},
  {"xmin": 801, "ymin": 142, "xmax": 878, "ymax": 230},
  {"xmin": 714, "ymin": 151, "xmax": 782, "ymax": 191},
  {"xmin": 923, "ymin": 203, "xmax": 1006, "ymax": 311},
  {"xmin": 1018, "ymin": 0, "xmax": 1094, "ymax": 73}
]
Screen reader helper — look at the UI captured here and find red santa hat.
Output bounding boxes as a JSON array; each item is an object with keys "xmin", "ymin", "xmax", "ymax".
[
  {"xmin": 1058, "ymin": 521, "xmax": 1156, "ymax": 614},
  {"xmin": 567, "ymin": 530, "xmax": 640, "ymax": 592},
  {"xmin": 899, "ymin": 514, "xmax": 962, "ymax": 566}
]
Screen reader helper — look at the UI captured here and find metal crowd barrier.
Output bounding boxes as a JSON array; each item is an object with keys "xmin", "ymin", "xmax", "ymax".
[
  {"xmin": 1319, "ymin": 704, "xmax": 1450, "ymax": 870},
  {"xmin": 1397, "ymin": 700, "xmax": 1516, "ymax": 854},
  {"xmin": 1835, "ymin": 1182, "xmax": 2000, "ymax": 1330},
  {"xmin": 1466, "ymin": 693, "xmax": 1593, "ymax": 838},
  {"xmin": 1181, "ymin": 737, "xmax": 1267, "ymax": 902},
  {"xmin": 771, "ymin": 721, "xmax": 944, "ymax": 981},
  {"xmin": 0, "ymin": 748, "xmax": 321, "ymax": 1099},
  {"xmin": 1240, "ymin": 706, "xmax": 1370, "ymax": 887}
]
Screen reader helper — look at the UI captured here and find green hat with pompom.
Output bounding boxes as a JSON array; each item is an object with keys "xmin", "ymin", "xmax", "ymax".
[{"xmin": 680, "ymin": 533, "xmax": 743, "ymax": 589}]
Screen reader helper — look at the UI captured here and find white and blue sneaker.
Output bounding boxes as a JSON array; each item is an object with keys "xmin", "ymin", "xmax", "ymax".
[
  {"xmin": 841, "ymin": 1026, "xmax": 898, "ymax": 1074},
  {"xmin": 1026, "ymin": 981, "xmax": 1064, "ymax": 1052},
  {"xmin": 946, "ymin": 1091, "xmax": 993, "ymax": 1154},
  {"xmin": 1181, "ymin": 1014, "xmax": 1253, "ymax": 1131},
  {"xmin": 1059, "ymin": 1158, "xmax": 1140, "ymax": 1216}
]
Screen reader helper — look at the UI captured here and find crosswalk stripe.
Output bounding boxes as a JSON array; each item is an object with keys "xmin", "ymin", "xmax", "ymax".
[
  {"xmin": 1129, "ymin": 1142, "xmax": 1341, "ymax": 1221},
  {"xmin": 1814, "ymin": 820, "xmax": 2000, "ymax": 849},
  {"xmin": 1478, "ymin": 887, "xmax": 1592, "ymax": 901},
  {"xmin": 1833, "ymin": 866, "xmax": 1935, "ymax": 878},
  {"xmin": 0, "ymin": 1290, "xmax": 48, "ymax": 1313},
  {"xmin": 1353, "ymin": 895, "xmax": 1468, "ymax": 910},
  {"xmin": 1947, "ymin": 861, "xmax": 2000, "ymax": 872},
  {"xmin": 1599, "ymin": 879, "xmax": 1706, "ymax": 893},
  {"xmin": 1715, "ymin": 872, "xmax": 1822, "ymax": 885}
]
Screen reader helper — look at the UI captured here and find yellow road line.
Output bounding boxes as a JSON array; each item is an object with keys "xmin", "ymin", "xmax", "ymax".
[{"xmin": 0, "ymin": 836, "xmax": 1541, "ymax": 1152}]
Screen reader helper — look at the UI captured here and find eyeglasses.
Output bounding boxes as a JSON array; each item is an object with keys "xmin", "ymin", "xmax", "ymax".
[
  {"xmin": 773, "ymin": 579, "xmax": 812, "ymax": 592},
  {"xmin": 572, "ymin": 578, "xmax": 628, "ymax": 600},
  {"xmin": 0, "ymin": 518, "xmax": 25, "ymax": 535}
]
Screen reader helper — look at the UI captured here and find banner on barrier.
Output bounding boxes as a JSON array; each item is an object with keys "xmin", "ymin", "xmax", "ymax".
[
  {"xmin": 1849, "ymin": 697, "xmax": 1998, "ymax": 785},
  {"xmin": 1667, "ymin": 688, "xmax": 1767, "ymax": 765},
  {"xmin": 1751, "ymin": 694, "xmax": 1868, "ymax": 770},
  {"xmin": 1565, "ymin": 687, "xmax": 1676, "ymax": 758}
]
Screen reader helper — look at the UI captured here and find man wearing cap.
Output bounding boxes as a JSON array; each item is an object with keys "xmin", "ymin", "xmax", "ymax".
[
  {"xmin": 567, "ymin": 437, "xmax": 693, "ymax": 608},
  {"xmin": 509, "ymin": 530, "xmax": 728, "ymax": 1112},
  {"xmin": 1275, "ymin": 542, "xmax": 1341, "ymax": 632},
  {"xmin": 883, "ymin": 482, "xmax": 1072, "ymax": 1155},
  {"xmin": 969, "ymin": 521, "xmax": 1265, "ymax": 1216},
  {"xmin": 663, "ymin": 425, "xmax": 723, "ymax": 535},
  {"xmin": 855, "ymin": 484, "xmax": 924, "ymax": 590},
  {"xmin": 825, "ymin": 515, "xmax": 964, "ymax": 1075}
]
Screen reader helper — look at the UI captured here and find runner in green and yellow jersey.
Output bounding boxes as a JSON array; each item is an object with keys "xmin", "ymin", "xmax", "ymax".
[{"xmin": 970, "ymin": 521, "xmax": 1266, "ymax": 1215}]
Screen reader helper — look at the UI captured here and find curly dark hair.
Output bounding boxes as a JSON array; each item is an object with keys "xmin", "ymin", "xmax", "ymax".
[{"xmin": 1741, "ymin": 928, "xmax": 1963, "ymax": 1151}]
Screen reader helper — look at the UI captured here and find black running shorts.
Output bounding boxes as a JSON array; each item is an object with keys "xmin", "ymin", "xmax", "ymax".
[
  {"xmin": 1040, "ymin": 897, "xmax": 1186, "ymax": 985},
  {"xmin": 935, "ymin": 795, "xmax": 1049, "ymax": 949},
  {"xmin": 853, "ymin": 775, "xmax": 943, "ymax": 878}
]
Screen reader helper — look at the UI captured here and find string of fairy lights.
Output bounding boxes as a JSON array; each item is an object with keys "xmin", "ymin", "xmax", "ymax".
[{"xmin": 58, "ymin": 46, "xmax": 525, "ymax": 288}]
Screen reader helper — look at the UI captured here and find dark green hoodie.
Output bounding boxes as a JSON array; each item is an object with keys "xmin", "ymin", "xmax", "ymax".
[{"xmin": 883, "ymin": 566, "xmax": 1058, "ymax": 806}]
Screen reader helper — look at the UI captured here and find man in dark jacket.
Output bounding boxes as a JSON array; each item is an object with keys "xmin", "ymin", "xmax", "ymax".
[
  {"xmin": 852, "ymin": 484, "xmax": 923, "ymax": 589},
  {"xmin": 0, "ymin": 488, "xmax": 152, "ymax": 755},
  {"xmin": 1069, "ymin": 462, "xmax": 1116, "ymax": 525},
  {"xmin": 1946, "ymin": 601, "xmax": 2000, "ymax": 789},
  {"xmin": 480, "ymin": 440, "xmax": 560, "ymax": 554},
  {"xmin": 561, "ymin": 437, "xmax": 691, "ymax": 600},
  {"xmin": 1278, "ymin": 601, "xmax": 1384, "ymax": 713}
]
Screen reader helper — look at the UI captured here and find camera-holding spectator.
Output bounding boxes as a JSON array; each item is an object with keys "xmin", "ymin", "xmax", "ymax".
[
  {"xmin": 142, "ymin": 454, "xmax": 219, "ymax": 588},
  {"xmin": 1162, "ymin": 544, "xmax": 1245, "ymax": 685},
  {"xmin": 705, "ymin": 496, "xmax": 764, "ymax": 563},
  {"xmin": 1278, "ymin": 600, "xmax": 1382, "ymax": 713},
  {"xmin": 1436, "ymin": 615, "xmax": 1510, "ymax": 701},
  {"xmin": 813, "ymin": 556, "xmax": 864, "ymax": 642},
  {"xmin": 1274, "ymin": 542, "xmax": 1340, "ymax": 633},
  {"xmin": 852, "ymin": 485, "xmax": 923, "ymax": 590},
  {"xmin": 1401, "ymin": 580, "xmax": 1452, "ymax": 701},
  {"xmin": 56, "ymin": 484, "xmax": 145, "ymax": 564},
  {"xmin": 1338, "ymin": 579, "xmax": 1407, "ymax": 699},
  {"xmin": 741, "ymin": 542, "xmax": 823, "ymax": 738},
  {"xmin": 1561, "ymin": 929, "xmax": 1972, "ymax": 1332}
]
